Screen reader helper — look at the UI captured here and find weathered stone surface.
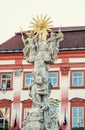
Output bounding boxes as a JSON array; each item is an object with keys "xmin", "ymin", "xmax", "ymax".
[{"xmin": 21, "ymin": 19, "xmax": 63, "ymax": 130}]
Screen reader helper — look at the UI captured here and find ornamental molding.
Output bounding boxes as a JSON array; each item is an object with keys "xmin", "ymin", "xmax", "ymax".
[
  {"xmin": 0, "ymin": 99, "xmax": 12, "ymax": 107},
  {"xmin": 60, "ymin": 66, "xmax": 70, "ymax": 76},
  {"xmin": 21, "ymin": 99, "xmax": 32, "ymax": 107},
  {"xmin": 69, "ymin": 98, "xmax": 85, "ymax": 103}
]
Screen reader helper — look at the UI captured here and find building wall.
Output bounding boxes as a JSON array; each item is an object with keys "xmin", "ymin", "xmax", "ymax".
[{"xmin": 0, "ymin": 50, "xmax": 85, "ymax": 129}]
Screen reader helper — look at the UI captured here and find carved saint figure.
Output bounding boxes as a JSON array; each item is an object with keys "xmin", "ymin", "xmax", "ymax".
[
  {"xmin": 47, "ymin": 31, "xmax": 64, "ymax": 62},
  {"xmin": 22, "ymin": 32, "xmax": 37, "ymax": 62}
]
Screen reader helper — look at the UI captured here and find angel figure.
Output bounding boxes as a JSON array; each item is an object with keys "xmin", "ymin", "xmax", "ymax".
[
  {"xmin": 47, "ymin": 30, "xmax": 64, "ymax": 62},
  {"xmin": 21, "ymin": 30, "xmax": 37, "ymax": 62}
]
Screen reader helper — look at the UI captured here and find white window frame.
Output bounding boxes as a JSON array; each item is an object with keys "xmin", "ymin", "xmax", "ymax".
[
  {"xmin": 0, "ymin": 73, "xmax": 12, "ymax": 89},
  {"xmin": 72, "ymin": 107, "xmax": 84, "ymax": 128},
  {"xmin": 0, "ymin": 107, "xmax": 10, "ymax": 128},
  {"xmin": 25, "ymin": 73, "xmax": 33, "ymax": 88},
  {"xmin": 72, "ymin": 71, "xmax": 83, "ymax": 87},
  {"xmin": 48, "ymin": 72, "xmax": 58, "ymax": 88}
]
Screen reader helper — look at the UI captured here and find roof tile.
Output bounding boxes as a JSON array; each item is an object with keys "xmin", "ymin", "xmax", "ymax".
[{"xmin": 0, "ymin": 26, "xmax": 85, "ymax": 52}]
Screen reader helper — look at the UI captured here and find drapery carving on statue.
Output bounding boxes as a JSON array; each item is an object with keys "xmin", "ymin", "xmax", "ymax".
[
  {"xmin": 46, "ymin": 31, "xmax": 64, "ymax": 63},
  {"xmin": 22, "ymin": 30, "xmax": 63, "ymax": 64},
  {"xmin": 22, "ymin": 33, "xmax": 37, "ymax": 62},
  {"xmin": 49, "ymin": 110, "xmax": 59, "ymax": 129},
  {"xmin": 29, "ymin": 73, "xmax": 51, "ymax": 108},
  {"xmin": 36, "ymin": 38, "xmax": 51, "ymax": 63},
  {"xmin": 29, "ymin": 75, "xmax": 43, "ymax": 107}
]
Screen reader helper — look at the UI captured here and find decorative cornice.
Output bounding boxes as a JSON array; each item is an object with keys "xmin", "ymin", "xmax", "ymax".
[
  {"xmin": 70, "ymin": 98, "xmax": 85, "ymax": 102},
  {"xmin": 22, "ymin": 99, "xmax": 32, "ymax": 107},
  {"xmin": 60, "ymin": 66, "xmax": 70, "ymax": 76},
  {"xmin": 0, "ymin": 99, "xmax": 12, "ymax": 107},
  {"xmin": 21, "ymin": 99, "xmax": 32, "ymax": 103}
]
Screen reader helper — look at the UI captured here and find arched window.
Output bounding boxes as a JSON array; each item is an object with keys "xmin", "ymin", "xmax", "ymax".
[
  {"xmin": 0, "ymin": 99, "xmax": 12, "ymax": 129},
  {"xmin": 70, "ymin": 98, "xmax": 85, "ymax": 130},
  {"xmin": 21, "ymin": 99, "xmax": 32, "ymax": 126}
]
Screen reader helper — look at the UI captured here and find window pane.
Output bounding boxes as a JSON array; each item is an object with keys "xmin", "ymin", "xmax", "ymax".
[
  {"xmin": 25, "ymin": 73, "xmax": 33, "ymax": 87},
  {"xmin": 2, "ymin": 75, "xmax": 6, "ymax": 78},
  {"xmin": 26, "ymin": 74, "xmax": 32, "ymax": 78},
  {"xmin": 77, "ymin": 72, "xmax": 82, "ymax": 76},
  {"xmin": 72, "ymin": 78, "xmax": 77, "ymax": 87},
  {"xmin": 0, "ymin": 107, "xmax": 10, "ymax": 128},
  {"xmin": 25, "ymin": 79, "xmax": 31, "ymax": 87},
  {"xmin": 6, "ymin": 74, "xmax": 11, "ymax": 79},
  {"xmin": 78, "ymin": 77, "xmax": 83, "ymax": 86},
  {"xmin": 1, "ymin": 73, "xmax": 12, "ymax": 89},
  {"xmin": 78, "ymin": 107, "xmax": 83, "ymax": 117},
  {"xmin": 72, "ymin": 107, "xmax": 77, "ymax": 117},
  {"xmin": 48, "ymin": 72, "xmax": 58, "ymax": 88},
  {"xmin": 2, "ymin": 74, "xmax": 11, "ymax": 79},
  {"xmin": 52, "ymin": 73, "xmax": 57, "ymax": 77},
  {"xmin": 49, "ymin": 78, "xmax": 52, "ymax": 84},
  {"xmin": 72, "ymin": 72, "xmax": 83, "ymax": 87},
  {"xmin": 72, "ymin": 118, "xmax": 77, "ymax": 127},
  {"xmin": 49, "ymin": 73, "xmax": 52, "ymax": 77},
  {"xmin": 72, "ymin": 107, "xmax": 84, "ymax": 128},
  {"xmin": 53, "ymin": 79, "xmax": 57, "ymax": 87},
  {"xmin": 7, "ymin": 83, "xmax": 10, "ymax": 88}
]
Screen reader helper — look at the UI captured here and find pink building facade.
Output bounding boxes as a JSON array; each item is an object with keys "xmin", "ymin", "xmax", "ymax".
[{"xmin": 0, "ymin": 26, "xmax": 85, "ymax": 130}]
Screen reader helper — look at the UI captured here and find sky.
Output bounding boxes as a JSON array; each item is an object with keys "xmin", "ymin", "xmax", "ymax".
[{"xmin": 0, "ymin": 0, "xmax": 85, "ymax": 44}]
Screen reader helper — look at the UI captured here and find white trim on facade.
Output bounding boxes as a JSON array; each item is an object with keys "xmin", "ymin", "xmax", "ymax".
[
  {"xmin": 54, "ymin": 59, "xmax": 62, "ymax": 63},
  {"xmin": 0, "ymin": 60, "xmax": 15, "ymax": 65},
  {"xmin": 70, "ymin": 68, "xmax": 85, "ymax": 70},
  {"xmin": 69, "ymin": 90, "xmax": 85, "ymax": 100},
  {"xmin": 0, "ymin": 91, "xmax": 14, "ymax": 101},
  {"xmin": 69, "ymin": 58, "xmax": 85, "ymax": 63}
]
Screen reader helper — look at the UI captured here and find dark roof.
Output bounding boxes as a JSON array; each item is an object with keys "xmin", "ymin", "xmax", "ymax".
[
  {"xmin": 0, "ymin": 26, "xmax": 85, "ymax": 53},
  {"xmin": 0, "ymin": 34, "xmax": 24, "ymax": 52}
]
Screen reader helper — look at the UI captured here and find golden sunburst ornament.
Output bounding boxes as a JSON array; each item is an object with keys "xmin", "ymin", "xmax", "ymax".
[{"xmin": 30, "ymin": 14, "xmax": 53, "ymax": 40}]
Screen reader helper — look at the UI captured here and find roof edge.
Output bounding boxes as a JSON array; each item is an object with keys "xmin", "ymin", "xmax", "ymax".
[
  {"xmin": 0, "ymin": 49, "xmax": 22, "ymax": 53},
  {"xmin": 60, "ymin": 47, "xmax": 85, "ymax": 51},
  {"xmin": 16, "ymin": 26, "xmax": 85, "ymax": 35},
  {"xmin": 0, "ymin": 47, "xmax": 85, "ymax": 53}
]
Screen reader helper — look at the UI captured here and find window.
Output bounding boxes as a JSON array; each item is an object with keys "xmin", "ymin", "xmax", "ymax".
[
  {"xmin": 70, "ymin": 98, "xmax": 85, "ymax": 130},
  {"xmin": 0, "ymin": 108, "xmax": 10, "ymax": 129},
  {"xmin": 22, "ymin": 99, "xmax": 32, "ymax": 125},
  {"xmin": 24, "ymin": 108, "xmax": 30, "ymax": 120},
  {"xmin": 0, "ymin": 100, "xmax": 11, "ymax": 129},
  {"xmin": 48, "ymin": 72, "xmax": 58, "ymax": 88},
  {"xmin": 24, "ymin": 72, "xmax": 58, "ymax": 88},
  {"xmin": 72, "ymin": 72, "xmax": 83, "ymax": 87},
  {"xmin": 72, "ymin": 107, "xmax": 84, "ymax": 128},
  {"xmin": 25, "ymin": 73, "xmax": 33, "ymax": 88},
  {"xmin": 0, "ymin": 73, "xmax": 12, "ymax": 90}
]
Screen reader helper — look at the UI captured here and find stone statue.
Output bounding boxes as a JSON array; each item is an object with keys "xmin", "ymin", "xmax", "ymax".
[
  {"xmin": 22, "ymin": 32, "xmax": 37, "ymax": 62},
  {"xmin": 46, "ymin": 31, "xmax": 63, "ymax": 62},
  {"xmin": 21, "ymin": 15, "xmax": 63, "ymax": 130}
]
